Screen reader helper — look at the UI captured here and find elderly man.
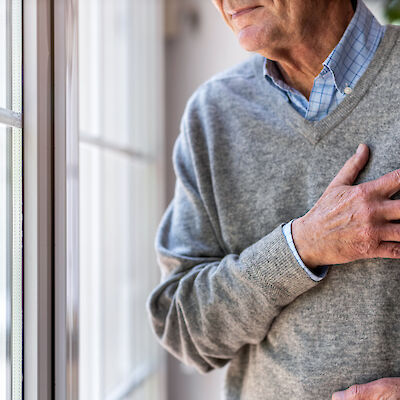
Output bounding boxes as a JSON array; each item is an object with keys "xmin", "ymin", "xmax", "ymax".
[{"xmin": 147, "ymin": 0, "xmax": 400, "ymax": 398}]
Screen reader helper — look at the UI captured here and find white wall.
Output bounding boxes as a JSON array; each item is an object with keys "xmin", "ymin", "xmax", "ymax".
[
  {"xmin": 164, "ymin": 1, "xmax": 248, "ymax": 399},
  {"xmin": 165, "ymin": 0, "xmax": 249, "ymax": 199}
]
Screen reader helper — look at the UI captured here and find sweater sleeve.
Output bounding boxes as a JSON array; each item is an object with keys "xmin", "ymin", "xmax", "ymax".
[{"xmin": 146, "ymin": 116, "xmax": 325, "ymax": 374}]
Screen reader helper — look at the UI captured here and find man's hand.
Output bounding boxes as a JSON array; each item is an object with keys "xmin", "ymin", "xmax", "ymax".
[
  {"xmin": 292, "ymin": 143, "xmax": 400, "ymax": 268},
  {"xmin": 332, "ymin": 377, "xmax": 400, "ymax": 399}
]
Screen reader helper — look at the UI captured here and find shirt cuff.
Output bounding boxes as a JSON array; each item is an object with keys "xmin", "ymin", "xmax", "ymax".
[{"xmin": 283, "ymin": 220, "xmax": 329, "ymax": 282}]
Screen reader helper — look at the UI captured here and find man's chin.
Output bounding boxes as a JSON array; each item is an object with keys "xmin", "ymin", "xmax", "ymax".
[{"xmin": 237, "ymin": 26, "xmax": 267, "ymax": 53}]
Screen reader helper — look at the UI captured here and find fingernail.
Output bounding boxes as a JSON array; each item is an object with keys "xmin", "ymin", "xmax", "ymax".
[
  {"xmin": 332, "ymin": 391, "xmax": 345, "ymax": 400},
  {"xmin": 356, "ymin": 144, "xmax": 363, "ymax": 154}
]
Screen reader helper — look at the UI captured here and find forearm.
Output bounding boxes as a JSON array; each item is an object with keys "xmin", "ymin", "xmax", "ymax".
[{"xmin": 147, "ymin": 224, "xmax": 322, "ymax": 373}]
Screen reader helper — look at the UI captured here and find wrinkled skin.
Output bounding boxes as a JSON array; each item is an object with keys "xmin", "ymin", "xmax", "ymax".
[{"xmin": 211, "ymin": 0, "xmax": 354, "ymax": 97}]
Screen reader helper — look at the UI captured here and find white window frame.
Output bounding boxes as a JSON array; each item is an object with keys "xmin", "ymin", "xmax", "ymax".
[
  {"xmin": 54, "ymin": 0, "xmax": 80, "ymax": 399},
  {"xmin": 23, "ymin": 0, "xmax": 53, "ymax": 399}
]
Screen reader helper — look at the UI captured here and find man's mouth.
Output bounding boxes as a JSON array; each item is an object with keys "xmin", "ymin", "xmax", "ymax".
[{"xmin": 228, "ymin": 5, "xmax": 263, "ymax": 19}]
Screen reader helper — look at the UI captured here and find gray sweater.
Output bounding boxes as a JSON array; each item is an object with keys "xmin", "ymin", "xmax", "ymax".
[{"xmin": 147, "ymin": 25, "xmax": 400, "ymax": 399}]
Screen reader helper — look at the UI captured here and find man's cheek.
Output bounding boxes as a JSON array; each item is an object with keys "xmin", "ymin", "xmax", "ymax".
[{"xmin": 211, "ymin": 0, "xmax": 223, "ymax": 11}]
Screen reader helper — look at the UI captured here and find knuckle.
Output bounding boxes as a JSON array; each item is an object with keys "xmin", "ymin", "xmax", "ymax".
[
  {"xmin": 389, "ymin": 245, "xmax": 400, "ymax": 258},
  {"xmin": 352, "ymin": 186, "xmax": 377, "ymax": 221},
  {"xmin": 352, "ymin": 226, "xmax": 378, "ymax": 256},
  {"xmin": 351, "ymin": 241, "xmax": 371, "ymax": 257},
  {"xmin": 354, "ymin": 184, "xmax": 368, "ymax": 200},
  {"xmin": 360, "ymin": 225, "xmax": 376, "ymax": 242},
  {"xmin": 382, "ymin": 243, "xmax": 400, "ymax": 258},
  {"xmin": 348, "ymin": 384, "xmax": 362, "ymax": 397},
  {"xmin": 393, "ymin": 169, "xmax": 400, "ymax": 182},
  {"xmin": 349, "ymin": 187, "xmax": 368, "ymax": 209},
  {"xmin": 358, "ymin": 203, "xmax": 375, "ymax": 222}
]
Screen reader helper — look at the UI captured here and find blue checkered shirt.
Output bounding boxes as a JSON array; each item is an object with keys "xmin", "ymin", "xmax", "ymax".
[{"xmin": 268, "ymin": 0, "xmax": 386, "ymax": 280}]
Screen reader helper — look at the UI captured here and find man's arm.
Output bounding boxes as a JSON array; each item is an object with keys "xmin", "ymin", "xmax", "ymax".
[{"xmin": 146, "ymin": 121, "xmax": 323, "ymax": 373}]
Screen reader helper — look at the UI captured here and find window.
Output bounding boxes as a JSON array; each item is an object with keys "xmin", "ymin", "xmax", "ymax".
[
  {"xmin": 0, "ymin": 0, "xmax": 23, "ymax": 399},
  {"xmin": 52, "ymin": 0, "xmax": 167, "ymax": 398}
]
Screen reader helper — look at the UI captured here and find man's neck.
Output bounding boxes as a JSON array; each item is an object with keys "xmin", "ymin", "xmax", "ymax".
[{"xmin": 263, "ymin": 1, "xmax": 355, "ymax": 100}]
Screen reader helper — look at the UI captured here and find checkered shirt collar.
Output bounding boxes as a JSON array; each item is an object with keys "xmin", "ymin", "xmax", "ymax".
[{"xmin": 263, "ymin": 0, "xmax": 384, "ymax": 95}]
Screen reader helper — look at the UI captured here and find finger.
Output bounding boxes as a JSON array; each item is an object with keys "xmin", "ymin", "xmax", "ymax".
[
  {"xmin": 380, "ymin": 200, "xmax": 400, "ymax": 221},
  {"xmin": 375, "ymin": 241, "xmax": 400, "ymax": 259},
  {"xmin": 378, "ymin": 223, "xmax": 400, "ymax": 242},
  {"xmin": 332, "ymin": 382, "xmax": 375, "ymax": 400},
  {"xmin": 370, "ymin": 168, "xmax": 400, "ymax": 198},
  {"xmin": 329, "ymin": 144, "xmax": 369, "ymax": 188}
]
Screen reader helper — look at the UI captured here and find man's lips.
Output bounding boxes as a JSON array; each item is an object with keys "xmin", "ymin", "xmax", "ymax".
[{"xmin": 228, "ymin": 5, "xmax": 262, "ymax": 19}]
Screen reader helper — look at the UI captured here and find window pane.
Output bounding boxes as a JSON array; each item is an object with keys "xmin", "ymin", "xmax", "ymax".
[
  {"xmin": 79, "ymin": 0, "xmax": 162, "ymax": 156},
  {"xmin": 78, "ymin": 1, "xmax": 165, "ymax": 397},
  {"xmin": 79, "ymin": 145, "xmax": 163, "ymax": 398}
]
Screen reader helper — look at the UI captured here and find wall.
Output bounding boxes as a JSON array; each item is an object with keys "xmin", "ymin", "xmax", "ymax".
[
  {"xmin": 164, "ymin": 1, "xmax": 248, "ymax": 399},
  {"xmin": 165, "ymin": 0, "xmax": 249, "ymax": 199}
]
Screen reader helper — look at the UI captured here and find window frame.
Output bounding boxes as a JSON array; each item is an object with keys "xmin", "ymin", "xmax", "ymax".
[
  {"xmin": 0, "ymin": 2, "xmax": 23, "ymax": 399},
  {"xmin": 23, "ymin": 0, "xmax": 80, "ymax": 398},
  {"xmin": 23, "ymin": 0, "xmax": 53, "ymax": 399},
  {"xmin": 53, "ymin": 0, "xmax": 80, "ymax": 399}
]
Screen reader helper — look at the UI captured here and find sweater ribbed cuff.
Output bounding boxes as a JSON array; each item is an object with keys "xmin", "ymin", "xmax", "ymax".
[{"xmin": 239, "ymin": 224, "xmax": 321, "ymax": 306}]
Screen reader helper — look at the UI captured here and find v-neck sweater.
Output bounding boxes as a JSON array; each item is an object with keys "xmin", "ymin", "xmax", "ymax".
[{"xmin": 148, "ymin": 24, "xmax": 400, "ymax": 399}]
